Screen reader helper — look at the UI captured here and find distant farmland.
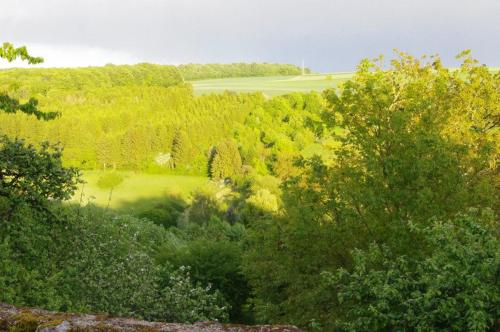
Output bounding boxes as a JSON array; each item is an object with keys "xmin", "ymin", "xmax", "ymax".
[{"xmin": 190, "ymin": 72, "xmax": 353, "ymax": 97}]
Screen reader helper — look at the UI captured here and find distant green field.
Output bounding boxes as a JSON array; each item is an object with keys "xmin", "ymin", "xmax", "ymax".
[
  {"xmin": 73, "ymin": 171, "xmax": 208, "ymax": 213},
  {"xmin": 191, "ymin": 68, "xmax": 500, "ymax": 97},
  {"xmin": 190, "ymin": 73, "xmax": 353, "ymax": 97}
]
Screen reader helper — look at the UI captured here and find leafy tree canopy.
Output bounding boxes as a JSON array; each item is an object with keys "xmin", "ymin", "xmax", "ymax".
[
  {"xmin": 0, "ymin": 42, "xmax": 57, "ymax": 120},
  {"xmin": 244, "ymin": 51, "xmax": 499, "ymax": 330},
  {"xmin": 0, "ymin": 42, "xmax": 43, "ymax": 64}
]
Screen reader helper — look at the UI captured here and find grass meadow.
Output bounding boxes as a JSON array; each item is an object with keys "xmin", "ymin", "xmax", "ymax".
[
  {"xmin": 190, "ymin": 72, "xmax": 353, "ymax": 97},
  {"xmin": 73, "ymin": 171, "xmax": 208, "ymax": 214}
]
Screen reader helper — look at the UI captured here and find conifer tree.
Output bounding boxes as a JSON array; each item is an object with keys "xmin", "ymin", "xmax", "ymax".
[
  {"xmin": 171, "ymin": 130, "xmax": 192, "ymax": 169},
  {"xmin": 209, "ymin": 140, "xmax": 242, "ymax": 179}
]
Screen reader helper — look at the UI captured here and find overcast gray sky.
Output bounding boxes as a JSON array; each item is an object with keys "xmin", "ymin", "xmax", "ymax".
[{"xmin": 1, "ymin": 0, "xmax": 499, "ymax": 72}]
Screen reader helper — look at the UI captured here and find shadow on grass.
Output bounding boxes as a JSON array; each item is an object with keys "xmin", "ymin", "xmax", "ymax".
[
  {"xmin": 112, "ymin": 194, "xmax": 188, "ymax": 228},
  {"xmin": 70, "ymin": 192, "xmax": 189, "ymax": 229}
]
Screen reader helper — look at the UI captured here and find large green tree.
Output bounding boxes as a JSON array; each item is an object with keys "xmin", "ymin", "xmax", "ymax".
[
  {"xmin": 171, "ymin": 129, "xmax": 194, "ymax": 169},
  {"xmin": 244, "ymin": 52, "xmax": 499, "ymax": 330}
]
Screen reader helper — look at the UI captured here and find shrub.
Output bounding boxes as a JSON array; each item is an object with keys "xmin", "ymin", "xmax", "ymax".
[
  {"xmin": 323, "ymin": 210, "xmax": 499, "ymax": 331},
  {"xmin": 96, "ymin": 172, "xmax": 124, "ymax": 190},
  {"xmin": 161, "ymin": 240, "xmax": 250, "ymax": 322},
  {"xmin": 157, "ymin": 265, "xmax": 229, "ymax": 323}
]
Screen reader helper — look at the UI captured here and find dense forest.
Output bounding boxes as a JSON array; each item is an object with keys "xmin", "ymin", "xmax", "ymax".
[
  {"xmin": 0, "ymin": 63, "xmax": 325, "ymax": 175},
  {"xmin": 0, "ymin": 43, "xmax": 499, "ymax": 331}
]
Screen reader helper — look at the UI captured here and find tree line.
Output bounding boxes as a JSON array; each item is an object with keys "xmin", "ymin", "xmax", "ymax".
[{"xmin": 178, "ymin": 62, "xmax": 310, "ymax": 80}]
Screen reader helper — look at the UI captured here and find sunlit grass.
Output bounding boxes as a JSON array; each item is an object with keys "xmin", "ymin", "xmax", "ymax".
[
  {"xmin": 190, "ymin": 73, "xmax": 353, "ymax": 97},
  {"xmin": 73, "ymin": 171, "xmax": 208, "ymax": 212}
]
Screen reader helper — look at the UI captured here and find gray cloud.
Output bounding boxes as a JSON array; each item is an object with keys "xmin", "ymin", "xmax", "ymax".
[{"xmin": 1, "ymin": 0, "xmax": 499, "ymax": 71}]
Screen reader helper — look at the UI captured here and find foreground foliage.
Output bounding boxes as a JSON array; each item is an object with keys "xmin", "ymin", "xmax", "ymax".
[
  {"xmin": 326, "ymin": 210, "xmax": 499, "ymax": 331},
  {"xmin": 0, "ymin": 201, "xmax": 229, "ymax": 322},
  {"xmin": 0, "ymin": 136, "xmax": 79, "ymax": 219}
]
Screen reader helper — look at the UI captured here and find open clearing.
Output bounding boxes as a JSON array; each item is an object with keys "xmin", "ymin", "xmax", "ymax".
[
  {"xmin": 73, "ymin": 171, "xmax": 208, "ymax": 213},
  {"xmin": 191, "ymin": 73, "xmax": 353, "ymax": 97}
]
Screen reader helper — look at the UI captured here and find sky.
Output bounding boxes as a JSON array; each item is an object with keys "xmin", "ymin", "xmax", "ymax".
[{"xmin": 0, "ymin": 0, "xmax": 499, "ymax": 72}]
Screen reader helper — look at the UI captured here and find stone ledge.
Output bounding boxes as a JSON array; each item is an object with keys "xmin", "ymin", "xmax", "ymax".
[{"xmin": 0, "ymin": 303, "xmax": 302, "ymax": 332}]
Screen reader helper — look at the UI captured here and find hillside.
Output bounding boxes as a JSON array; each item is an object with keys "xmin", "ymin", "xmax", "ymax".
[
  {"xmin": 0, "ymin": 63, "xmax": 332, "ymax": 175},
  {"xmin": 1, "ymin": 52, "xmax": 498, "ymax": 331}
]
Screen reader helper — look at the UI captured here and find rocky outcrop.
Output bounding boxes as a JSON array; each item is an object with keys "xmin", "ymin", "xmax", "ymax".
[{"xmin": 0, "ymin": 303, "xmax": 302, "ymax": 332}]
